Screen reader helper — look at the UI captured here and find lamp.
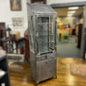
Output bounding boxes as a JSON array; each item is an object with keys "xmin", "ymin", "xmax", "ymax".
[{"xmin": 6, "ymin": 26, "xmax": 11, "ymax": 38}]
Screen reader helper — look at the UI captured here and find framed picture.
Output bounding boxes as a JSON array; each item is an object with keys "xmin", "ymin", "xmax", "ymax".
[
  {"xmin": 10, "ymin": 0, "xmax": 22, "ymax": 11},
  {"xmin": 31, "ymin": 0, "xmax": 46, "ymax": 4},
  {"xmin": 12, "ymin": 17, "xmax": 24, "ymax": 29},
  {"xmin": 33, "ymin": 1, "xmax": 44, "ymax": 4}
]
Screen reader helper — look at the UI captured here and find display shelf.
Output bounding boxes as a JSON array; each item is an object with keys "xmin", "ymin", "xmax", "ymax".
[{"xmin": 27, "ymin": 4, "xmax": 57, "ymax": 85}]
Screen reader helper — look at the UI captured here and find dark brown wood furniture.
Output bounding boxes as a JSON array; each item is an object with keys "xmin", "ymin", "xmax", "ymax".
[
  {"xmin": 5, "ymin": 37, "xmax": 25, "ymax": 54},
  {"xmin": 75, "ymin": 24, "xmax": 83, "ymax": 48},
  {"xmin": 0, "ymin": 23, "xmax": 6, "ymax": 49}
]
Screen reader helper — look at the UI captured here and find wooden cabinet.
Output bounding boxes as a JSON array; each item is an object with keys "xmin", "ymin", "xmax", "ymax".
[
  {"xmin": 0, "ymin": 23, "xmax": 6, "ymax": 49},
  {"xmin": 75, "ymin": 24, "xmax": 83, "ymax": 48},
  {"xmin": 0, "ymin": 23, "xmax": 6, "ymax": 37}
]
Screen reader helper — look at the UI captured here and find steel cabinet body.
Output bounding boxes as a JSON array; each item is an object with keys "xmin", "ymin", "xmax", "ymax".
[{"xmin": 27, "ymin": 3, "xmax": 57, "ymax": 84}]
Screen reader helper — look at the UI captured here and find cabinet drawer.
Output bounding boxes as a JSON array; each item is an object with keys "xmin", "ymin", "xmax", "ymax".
[
  {"xmin": 47, "ymin": 53, "xmax": 56, "ymax": 59},
  {"xmin": 36, "ymin": 59, "xmax": 56, "ymax": 82}
]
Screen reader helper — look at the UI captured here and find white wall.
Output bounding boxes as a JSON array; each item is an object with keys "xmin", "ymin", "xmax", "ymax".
[
  {"xmin": 27, "ymin": 0, "xmax": 31, "ymax": 3},
  {"xmin": 0, "ymin": 0, "xmax": 85, "ymax": 37},
  {"xmin": 0, "ymin": 0, "xmax": 30, "ymax": 37},
  {"xmin": 60, "ymin": 17, "xmax": 79, "ymax": 29},
  {"xmin": 47, "ymin": 0, "xmax": 86, "ymax": 5}
]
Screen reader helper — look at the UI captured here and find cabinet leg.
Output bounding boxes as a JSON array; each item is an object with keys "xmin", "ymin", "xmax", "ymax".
[
  {"xmin": 55, "ymin": 75, "xmax": 57, "ymax": 79},
  {"xmin": 35, "ymin": 81, "xmax": 39, "ymax": 86},
  {"xmin": 35, "ymin": 83, "xmax": 39, "ymax": 86},
  {"xmin": 35, "ymin": 83, "xmax": 38, "ymax": 86}
]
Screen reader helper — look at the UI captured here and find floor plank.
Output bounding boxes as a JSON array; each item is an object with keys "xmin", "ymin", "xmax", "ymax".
[{"xmin": 9, "ymin": 57, "xmax": 86, "ymax": 86}]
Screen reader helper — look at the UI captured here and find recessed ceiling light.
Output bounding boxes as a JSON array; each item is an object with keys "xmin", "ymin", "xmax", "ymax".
[
  {"xmin": 68, "ymin": 7, "xmax": 79, "ymax": 10},
  {"xmin": 67, "ymin": 14, "xmax": 73, "ymax": 17},
  {"xmin": 68, "ymin": 11, "xmax": 75, "ymax": 14}
]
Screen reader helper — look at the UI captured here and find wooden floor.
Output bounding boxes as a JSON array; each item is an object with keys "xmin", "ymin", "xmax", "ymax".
[{"xmin": 9, "ymin": 57, "xmax": 86, "ymax": 86}]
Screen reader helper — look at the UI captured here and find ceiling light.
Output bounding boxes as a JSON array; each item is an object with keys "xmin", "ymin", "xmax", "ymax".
[
  {"xmin": 68, "ymin": 7, "xmax": 79, "ymax": 10},
  {"xmin": 68, "ymin": 11, "xmax": 75, "ymax": 14},
  {"xmin": 67, "ymin": 14, "xmax": 73, "ymax": 17}
]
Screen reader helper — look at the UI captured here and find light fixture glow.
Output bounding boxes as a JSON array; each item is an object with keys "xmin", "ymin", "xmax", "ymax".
[
  {"xmin": 67, "ymin": 14, "xmax": 73, "ymax": 17},
  {"xmin": 68, "ymin": 11, "xmax": 75, "ymax": 14},
  {"xmin": 68, "ymin": 7, "xmax": 79, "ymax": 10}
]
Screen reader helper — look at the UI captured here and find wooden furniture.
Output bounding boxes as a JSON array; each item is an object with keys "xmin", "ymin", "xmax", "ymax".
[
  {"xmin": 0, "ymin": 54, "xmax": 10, "ymax": 86},
  {"xmin": 58, "ymin": 29, "xmax": 69, "ymax": 42},
  {"xmin": 3, "ymin": 37, "xmax": 25, "ymax": 54},
  {"xmin": 0, "ymin": 23, "xmax": 6, "ymax": 37},
  {"xmin": 75, "ymin": 24, "xmax": 83, "ymax": 48},
  {"xmin": 0, "ymin": 23, "xmax": 6, "ymax": 49},
  {"xmin": 4, "ymin": 38, "xmax": 14, "ymax": 53},
  {"xmin": 14, "ymin": 38, "xmax": 25, "ymax": 54}
]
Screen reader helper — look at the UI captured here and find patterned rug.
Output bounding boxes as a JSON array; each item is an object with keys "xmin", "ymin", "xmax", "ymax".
[
  {"xmin": 7, "ymin": 54, "xmax": 24, "ymax": 68},
  {"xmin": 7, "ymin": 54, "xmax": 25, "ymax": 72},
  {"xmin": 70, "ymin": 64, "xmax": 86, "ymax": 76},
  {"xmin": 9, "ymin": 62, "xmax": 24, "ymax": 72}
]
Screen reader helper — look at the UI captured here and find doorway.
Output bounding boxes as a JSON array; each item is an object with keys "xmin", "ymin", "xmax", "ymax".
[
  {"xmin": 54, "ymin": 6, "xmax": 83, "ymax": 58},
  {"xmin": 51, "ymin": 2, "xmax": 86, "ymax": 59}
]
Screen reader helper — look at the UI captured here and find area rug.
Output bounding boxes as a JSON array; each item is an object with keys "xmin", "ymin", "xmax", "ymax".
[
  {"xmin": 7, "ymin": 54, "xmax": 24, "ymax": 65},
  {"xmin": 70, "ymin": 64, "xmax": 86, "ymax": 76},
  {"xmin": 7, "ymin": 54, "xmax": 24, "ymax": 71},
  {"xmin": 9, "ymin": 62, "xmax": 24, "ymax": 72}
]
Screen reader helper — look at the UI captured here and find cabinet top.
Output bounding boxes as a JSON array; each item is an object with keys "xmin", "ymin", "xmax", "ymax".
[{"xmin": 27, "ymin": 3, "xmax": 57, "ymax": 14}]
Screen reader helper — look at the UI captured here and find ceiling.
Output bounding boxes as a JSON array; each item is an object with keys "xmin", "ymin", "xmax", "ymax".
[{"xmin": 54, "ymin": 7, "xmax": 83, "ymax": 17}]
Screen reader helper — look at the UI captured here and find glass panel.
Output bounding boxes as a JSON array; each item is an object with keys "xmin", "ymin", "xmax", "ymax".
[
  {"xmin": 37, "ymin": 17, "xmax": 49, "ymax": 53},
  {"xmin": 37, "ymin": 16, "xmax": 55, "ymax": 54},
  {"xmin": 28, "ymin": 17, "xmax": 35, "ymax": 53},
  {"xmin": 49, "ymin": 16, "xmax": 55, "ymax": 50}
]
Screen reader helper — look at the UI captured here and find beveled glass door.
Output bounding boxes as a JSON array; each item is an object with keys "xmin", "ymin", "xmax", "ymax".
[{"xmin": 36, "ymin": 15, "xmax": 56, "ymax": 54}]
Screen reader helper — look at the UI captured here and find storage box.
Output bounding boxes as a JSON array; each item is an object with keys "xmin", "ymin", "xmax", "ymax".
[{"xmin": 13, "ymin": 31, "xmax": 21, "ymax": 40}]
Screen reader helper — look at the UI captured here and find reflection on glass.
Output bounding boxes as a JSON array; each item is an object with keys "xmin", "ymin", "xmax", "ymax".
[
  {"xmin": 37, "ymin": 16, "xmax": 55, "ymax": 54},
  {"xmin": 28, "ymin": 17, "xmax": 35, "ymax": 53}
]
